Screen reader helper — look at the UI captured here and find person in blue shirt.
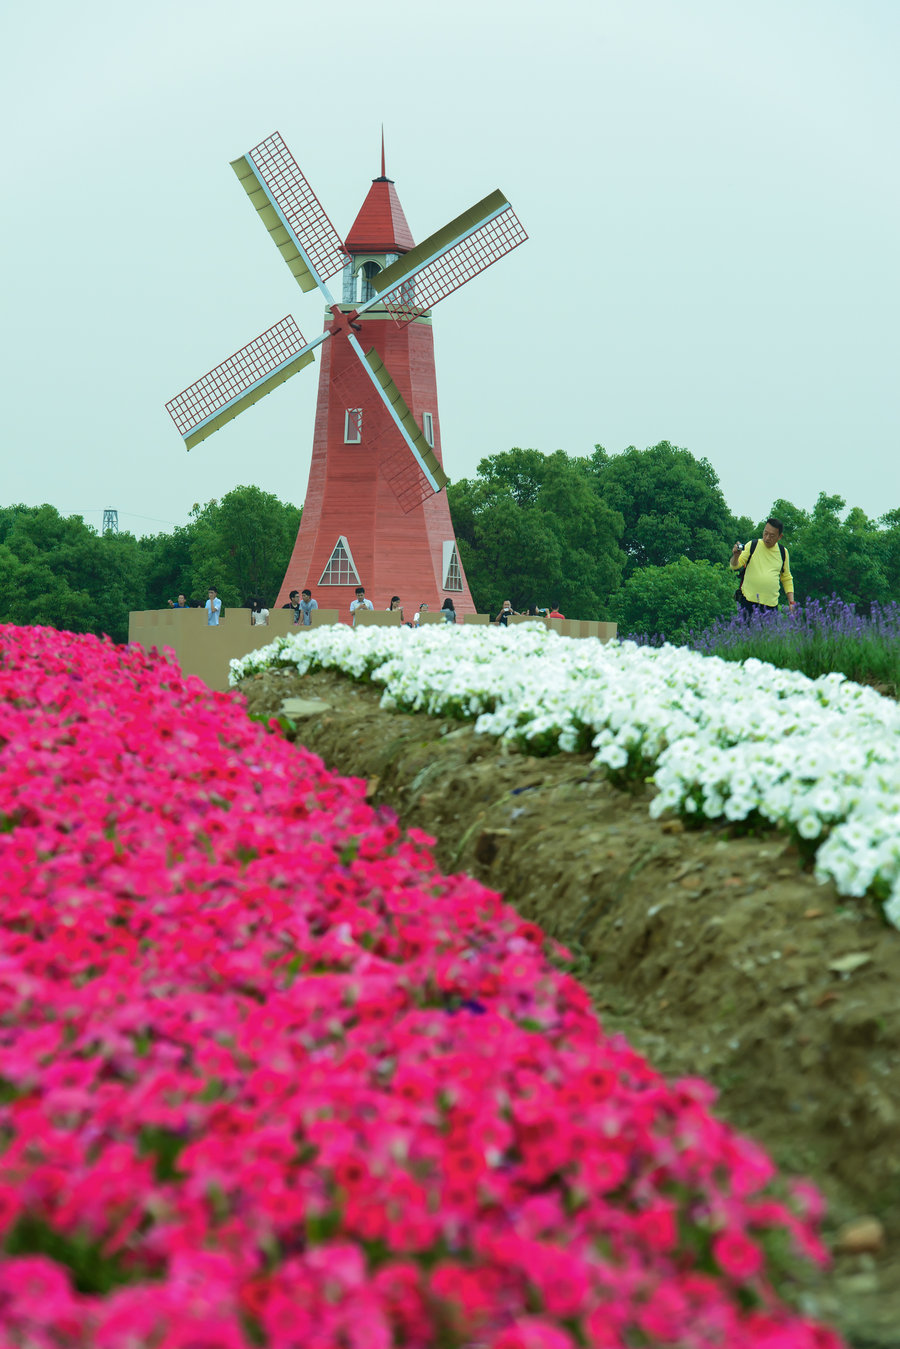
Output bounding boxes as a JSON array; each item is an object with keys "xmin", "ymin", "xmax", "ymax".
[
  {"xmin": 205, "ymin": 588, "xmax": 222, "ymax": 625},
  {"xmin": 298, "ymin": 589, "xmax": 318, "ymax": 625}
]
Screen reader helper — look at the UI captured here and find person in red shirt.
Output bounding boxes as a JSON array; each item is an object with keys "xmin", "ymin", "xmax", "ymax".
[{"xmin": 548, "ymin": 604, "xmax": 565, "ymax": 619}]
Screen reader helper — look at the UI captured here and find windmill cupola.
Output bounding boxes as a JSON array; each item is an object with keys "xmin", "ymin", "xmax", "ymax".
[{"xmin": 342, "ymin": 141, "xmax": 415, "ymax": 304}]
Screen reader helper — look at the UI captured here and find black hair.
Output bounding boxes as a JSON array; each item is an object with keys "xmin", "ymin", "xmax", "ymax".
[
  {"xmin": 441, "ymin": 598, "xmax": 455, "ymax": 610},
  {"xmin": 766, "ymin": 517, "xmax": 784, "ymax": 535},
  {"xmin": 301, "ymin": 589, "xmax": 311, "ymax": 598}
]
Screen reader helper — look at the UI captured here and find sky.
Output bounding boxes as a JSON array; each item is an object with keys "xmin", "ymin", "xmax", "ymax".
[{"xmin": 2, "ymin": 0, "xmax": 898, "ymax": 539}]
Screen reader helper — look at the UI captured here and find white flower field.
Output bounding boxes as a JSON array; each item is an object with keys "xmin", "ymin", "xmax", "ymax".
[{"xmin": 231, "ymin": 624, "xmax": 900, "ymax": 926}]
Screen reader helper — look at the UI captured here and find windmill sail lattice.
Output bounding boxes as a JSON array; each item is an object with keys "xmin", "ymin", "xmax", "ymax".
[
  {"xmin": 360, "ymin": 348, "xmax": 447, "ymax": 491},
  {"xmin": 231, "ymin": 133, "xmax": 347, "ymax": 291},
  {"xmin": 375, "ymin": 190, "xmax": 528, "ymax": 326},
  {"xmin": 165, "ymin": 317, "xmax": 314, "ymax": 450}
]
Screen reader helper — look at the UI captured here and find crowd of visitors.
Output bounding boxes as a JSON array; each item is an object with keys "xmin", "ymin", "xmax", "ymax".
[{"xmin": 167, "ymin": 587, "xmax": 576, "ymax": 627}]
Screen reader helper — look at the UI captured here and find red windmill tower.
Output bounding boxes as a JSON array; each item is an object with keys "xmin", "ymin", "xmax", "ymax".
[{"xmin": 165, "ymin": 132, "xmax": 528, "ymax": 618}]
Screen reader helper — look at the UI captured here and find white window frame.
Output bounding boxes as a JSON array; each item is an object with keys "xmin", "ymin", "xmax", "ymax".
[
  {"xmin": 423, "ymin": 412, "xmax": 434, "ymax": 447},
  {"xmin": 319, "ymin": 535, "xmax": 362, "ymax": 587},
  {"xmin": 344, "ymin": 408, "xmax": 362, "ymax": 444},
  {"xmin": 359, "ymin": 259, "xmax": 382, "ymax": 303},
  {"xmin": 442, "ymin": 540, "xmax": 463, "ymax": 592}
]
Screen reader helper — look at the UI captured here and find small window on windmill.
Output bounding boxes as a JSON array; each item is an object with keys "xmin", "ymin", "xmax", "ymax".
[
  {"xmin": 344, "ymin": 408, "xmax": 363, "ymax": 444},
  {"xmin": 319, "ymin": 536, "xmax": 361, "ymax": 587},
  {"xmin": 443, "ymin": 542, "xmax": 463, "ymax": 592},
  {"xmin": 423, "ymin": 413, "xmax": 434, "ymax": 447},
  {"xmin": 360, "ymin": 260, "xmax": 381, "ymax": 303}
]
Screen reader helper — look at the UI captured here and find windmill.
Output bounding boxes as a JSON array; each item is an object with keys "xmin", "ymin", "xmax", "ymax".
[{"xmin": 165, "ymin": 132, "xmax": 527, "ymax": 615}]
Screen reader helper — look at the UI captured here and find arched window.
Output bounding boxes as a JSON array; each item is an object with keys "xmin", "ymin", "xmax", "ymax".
[{"xmin": 359, "ymin": 260, "xmax": 381, "ymax": 303}]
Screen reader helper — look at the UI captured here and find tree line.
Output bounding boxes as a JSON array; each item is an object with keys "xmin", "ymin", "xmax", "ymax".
[
  {"xmin": 0, "ymin": 488, "xmax": 300, "ymax": 644},
  {"xmin": 448, "ymin": 443, "xmax": 900, "ymax": 637},
  {"xmin": 2, "ymin": 443, "xmax": 898, "ymax": 645}
]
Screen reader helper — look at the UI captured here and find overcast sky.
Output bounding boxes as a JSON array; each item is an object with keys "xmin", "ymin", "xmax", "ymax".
[{"xmin": 2, "ymin": 0, "xmax": 897, "ymax": 539}]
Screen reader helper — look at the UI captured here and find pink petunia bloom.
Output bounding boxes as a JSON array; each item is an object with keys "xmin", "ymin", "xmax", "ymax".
[
  {"xmin": 489, "ymin": 1317, "xmax": 578, "ymax": 1349},
  {"xmin": 634, "ymin": 1201, "xmax": 679, "ymax": 1253},
  {"xmin": 714, "ymin": 1229, "xmax": 766, "ymax": 1281}
]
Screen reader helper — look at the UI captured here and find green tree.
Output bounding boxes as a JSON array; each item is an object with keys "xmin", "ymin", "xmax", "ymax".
[
  {"xmin": 0, "ymin": 488, "xmax": 303, "ymax": 640},
  {"xmin": 877, "ymin": 508, "xmax": 900, "ymax": 597},
  {"xmin": 0, "ymin": 542, "xmax": 93, "ymax": 632},
  {"xmin": 84, "ymin": 533, "xmax": 148, "ymax": 642},
  {"xmin": 451, "ymin": 483, "xmax": 565, "ymax": 617},
  {"xmin": 764, "ymin": 498, "xmax": 810, "ymax": 541},
  {"xmin": 616, "ymin": 557, "xmax": 737, "ymax": 642},
  {"xmin": 781, "ymin": 493, "xmax": 889, "ymax": 607},
  {"xmin": 589, "ymin": 441, "xmax": 739, "ymax": 575},
  {"xmin": 139, "ymin": 525, "xmax": 196, "ymax": 609},
  {"xmin": 449, "ymin": 449, "xmax": 624, "ymax": 617},
  {"xmin": 0, "ymin": 504, "xmax": 146, "ymax": 641},
  {"xmin": 187, "ymin": 486, "xmax": 302, "ymax": 608}
]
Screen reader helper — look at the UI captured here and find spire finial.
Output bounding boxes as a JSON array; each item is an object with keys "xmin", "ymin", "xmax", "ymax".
[{"xmin": 381, "ymin": 125, "xmax": 385, "ymax": 179}]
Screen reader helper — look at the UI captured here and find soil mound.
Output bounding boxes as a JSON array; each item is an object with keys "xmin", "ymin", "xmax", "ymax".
[{"xmin": 237, "ymin": 665, "xmax": 900, "ymax": 1347}]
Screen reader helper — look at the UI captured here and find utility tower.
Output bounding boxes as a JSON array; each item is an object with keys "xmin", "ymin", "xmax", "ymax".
[{"xmin": 102, "ymin": 509, "xmax": 119, "ymax": 535}]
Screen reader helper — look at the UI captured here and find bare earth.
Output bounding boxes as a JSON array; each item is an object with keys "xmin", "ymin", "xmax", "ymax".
[{"xmin": 236, "ymin": 665, "xmax": 900, "ymax": 1347}]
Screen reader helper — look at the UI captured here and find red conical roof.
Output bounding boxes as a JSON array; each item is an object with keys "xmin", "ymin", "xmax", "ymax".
[{"xmin": 344, "ymin": 175, "xmax": 415, "ymax": 255}]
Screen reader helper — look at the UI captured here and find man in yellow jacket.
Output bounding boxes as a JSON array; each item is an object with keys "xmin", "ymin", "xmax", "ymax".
[{"xmin": 730, "ymin": 518, "xmax": 796, "ymax": 610}]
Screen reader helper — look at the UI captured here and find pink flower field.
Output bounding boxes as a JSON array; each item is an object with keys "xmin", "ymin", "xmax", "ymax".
[{"xmin": 0, "ymin": 625, "xmax": 844, "ymax": 1347}]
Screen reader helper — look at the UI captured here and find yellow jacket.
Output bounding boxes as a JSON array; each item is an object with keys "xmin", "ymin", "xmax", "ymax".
[{"xmin": 735, "ymin": 540, "xmax": 794, "ymax": 607}]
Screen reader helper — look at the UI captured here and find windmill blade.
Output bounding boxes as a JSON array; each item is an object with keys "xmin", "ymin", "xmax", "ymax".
[
  {"xmin": 348, "ymin": 339, "xmax": 449, "ymax": 493},
  {"xmin": 379, "ymin": 446, "xmax": 439, "ymax": 516},
  {"xmin": 231, "ymin": 132, "xmax": 346, "ymax": 296},
  {"xmin": 165, "ymin": 316, "xmax": 316, "ymax": 450},
  {"xmin": 371, "ymin": 189, "xmax": 527, "ymax": 326}
]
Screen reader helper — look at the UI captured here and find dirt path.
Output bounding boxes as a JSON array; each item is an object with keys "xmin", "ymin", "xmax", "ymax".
[{"xmin": 237, "ymin": 666, "xmax": 900, "ymax": 1347}]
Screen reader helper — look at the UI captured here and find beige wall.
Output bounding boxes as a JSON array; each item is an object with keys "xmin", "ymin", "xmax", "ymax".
[
  {"xmin": 352, "ymin": 609, "xmax": 402, "ymax": 627},
  {"xmin": 128, "ymin": 609, "xmax": 618, "ymax": 692},
  {"xmin": 127, "ymin": 607, "xmax": 338, "ymax": 692}
]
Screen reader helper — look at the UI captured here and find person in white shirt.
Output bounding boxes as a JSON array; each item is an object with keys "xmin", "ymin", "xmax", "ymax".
[
  {"xmin": 205, "ymin": 588, "xmax": 222, "ymax": 626},
  {"xmin": 249, "ymin": 597, "xmax": 269, "ymax": 626},
  {"xmin": 350, "ymin": 586, "xmax": 374, "ymax": 622}
]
